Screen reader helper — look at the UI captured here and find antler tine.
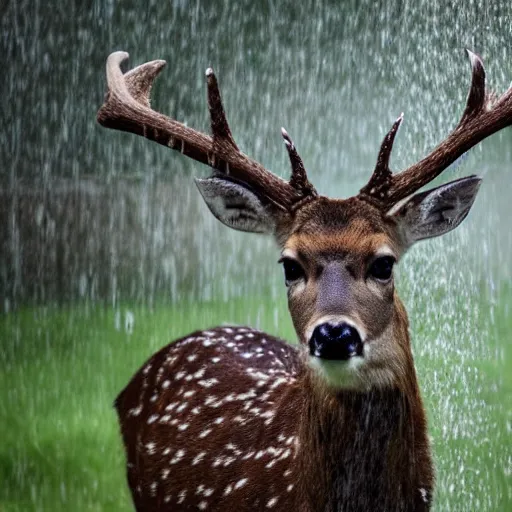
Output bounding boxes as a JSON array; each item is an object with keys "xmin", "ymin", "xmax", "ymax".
[
  {"xmin": 281, "ymin": 128, "xmax": 317, "ymax": 198},
  {"xmin": 359, "ymin": 113, "xmax": 403, "ymax": 199},
  {"xmin": 205, "ymin": 68, "xmax": 238, "ymax": 152},
  {"xmin": 97, "ymin": 52, "xmax": 305, "ymax": 211},
  {"xmin": 102, "ymin": 51, "xmax": 167, "ymax": 115},
  {"xmin": 360, "ymin": 50, "xmax": 512, "ymax": 208},
  {"xmin": 462, "ymin": 49, "xmax": 487, "ymax": 120}
]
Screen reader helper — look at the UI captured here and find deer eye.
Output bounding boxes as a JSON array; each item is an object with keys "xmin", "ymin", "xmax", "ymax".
[
  {"xmin": 279, "ymin": 258, "xmax": 305, "ymax": 285},
  {"xmin": 368, "ymin": 256, "xmax": 395, "ymax": 281}
]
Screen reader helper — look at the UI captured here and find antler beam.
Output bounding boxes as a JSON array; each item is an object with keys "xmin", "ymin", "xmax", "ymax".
[
  {"xmin": 97, "ymin": 52, "xmax": 315, "ymax": 211},
  {"xmin": 360, "ymin": 50, "xmax": 512, "ymax": 206}
]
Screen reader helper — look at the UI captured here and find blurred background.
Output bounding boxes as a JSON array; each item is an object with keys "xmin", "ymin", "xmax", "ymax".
[{"xmin": 1, "ymin": 0, "xmax": 510, "ymax": 510}]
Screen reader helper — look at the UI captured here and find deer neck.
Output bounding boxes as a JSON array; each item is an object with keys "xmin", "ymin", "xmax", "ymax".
[{"xmin": 296, "ymin": 308, "xmax": 432, "ymax": 511}]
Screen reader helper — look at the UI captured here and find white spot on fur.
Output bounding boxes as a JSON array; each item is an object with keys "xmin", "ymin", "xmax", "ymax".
[
  {"xmin": 234, "ymin": 478, "xmax": 248, "ymax": 489},
  {"xmin": 261, "ymin": 410, "xmax": 275, "ymax": 425},
  {"xmin": 194, "ymin": 367, "xmax": 206, "ymax": 379},
  {"xmin": 128, "ymin": 405, "xmax": 143, "ymax": 416},
  {"xmin": 147, "ymin": 414, "xmax": 159, "ymax": 424},
  {"xmin": 280, "ymin": 448, "xmax": 292, "ymax": 459},
  {"xmin": 199, "ymin": 428, "xmax": 213, "ymax": 438},
  {"xmin": 204, "ymin": 395, "xmax": 218, "ymax": 405},
  {"xmin": 192, "ymin": 452, "xmax": 206, "ymax": 465},
  {"xmin": 237, "ymin": 389, "xmax": 257, "ymax": 400},
  {"xmin": 199, "ymin": 378, "xmax": 219, "ymax": 388},
  {"xmin": 267, "ymin": 497, "xmax": 278, "ymax": 508},
  {"xmin": 170, "ymin": 449, "xmax": 185, "ymax": 464},
  {"xmin": 270, "ymin": 377, "xmax": 289, "ymax": 389}
]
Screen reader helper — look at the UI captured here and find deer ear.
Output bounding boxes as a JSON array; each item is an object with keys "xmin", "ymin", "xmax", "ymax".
[
  {"xmin": 195, "ymin": 176, "xmax": 276, "ymax": 234},
  {"xmin": 388, "ymin": 176, "xmax": 482, "ymax": 247}
]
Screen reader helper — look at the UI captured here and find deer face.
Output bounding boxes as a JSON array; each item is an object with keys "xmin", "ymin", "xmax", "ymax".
[
  {"xmin": 196, "ymin": 175, "xmax": 481, "ymax": 391},
  {"xmin": 279, "ymin": 197, "xmax": 401, "ymax": 390}
]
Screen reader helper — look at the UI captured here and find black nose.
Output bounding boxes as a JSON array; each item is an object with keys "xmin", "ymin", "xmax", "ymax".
[{"xmin": 309, "ymin": 322, "xmax": 363, "ymax": 360}]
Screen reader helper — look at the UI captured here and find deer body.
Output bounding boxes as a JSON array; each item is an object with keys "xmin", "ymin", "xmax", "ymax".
[
  {"xmin": 116, "ymin": 327, "xmax": 432, "ymax": 511},
  {"xmin": 97, "ymin": 49, "xmax": 512, "ymax": 511}
]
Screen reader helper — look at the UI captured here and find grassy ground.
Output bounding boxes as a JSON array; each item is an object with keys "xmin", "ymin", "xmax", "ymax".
[{"xmin": 0, "ymin": 287, "xmax": 510, "ymax": 511}]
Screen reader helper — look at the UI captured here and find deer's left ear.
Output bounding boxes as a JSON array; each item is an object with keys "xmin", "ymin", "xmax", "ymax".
[{"xmin": 387, "ymin": 176, "xmax": 482, "ymax": 247}]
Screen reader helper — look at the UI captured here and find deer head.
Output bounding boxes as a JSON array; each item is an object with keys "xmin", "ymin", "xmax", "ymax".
[{"xmin": 98, "ymin": 50, "xmax": 511, "ymax": 393}]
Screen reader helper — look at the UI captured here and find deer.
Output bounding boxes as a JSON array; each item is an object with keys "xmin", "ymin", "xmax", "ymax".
[{"xmin": 97, "ymin": 49, "xmax": 511, "ymax": 511}]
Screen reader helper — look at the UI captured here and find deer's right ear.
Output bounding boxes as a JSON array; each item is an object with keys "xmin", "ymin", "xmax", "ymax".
[{"xmin": 195, "ymin": 176, "xmax": 276, "ymax": 234}]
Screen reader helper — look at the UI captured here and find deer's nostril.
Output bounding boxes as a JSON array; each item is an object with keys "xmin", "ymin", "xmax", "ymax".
[{"xmin": 309, "ymin": 322, "xmax": 363, "ymax": 360}]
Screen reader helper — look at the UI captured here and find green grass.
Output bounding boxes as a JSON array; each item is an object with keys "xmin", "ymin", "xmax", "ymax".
[{"xmin": 0, "ymin": 287, "xmax": 510, "ymax": 511}]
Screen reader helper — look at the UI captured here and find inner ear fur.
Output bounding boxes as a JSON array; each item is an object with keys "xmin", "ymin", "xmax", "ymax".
[
  {"xmin": 195, "ymin": 176, "xmax": 280, "ymax": 235},
  {"xmin": 388, "ymin": 176, "xmax": 482, "ymax": 247}
]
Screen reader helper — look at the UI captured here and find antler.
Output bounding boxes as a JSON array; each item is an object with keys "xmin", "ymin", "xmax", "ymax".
[
  {"xmin": 97, "ymin": 52, "xmax": 316, "ymax": 211},
  {"xmin": 360, "ymin": 50, "xmax": 512, "ymax": 207}
]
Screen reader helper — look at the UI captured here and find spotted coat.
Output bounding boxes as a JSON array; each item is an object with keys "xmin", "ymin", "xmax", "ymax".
[{"xmin": 116, "ymin": 327, "xmax": 304, "ymax": 510}]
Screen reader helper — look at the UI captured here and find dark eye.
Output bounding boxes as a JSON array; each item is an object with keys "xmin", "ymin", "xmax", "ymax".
[
  {"xmin": 279, "ymin": 258, "xmax": 305, "ymax": 285},
  {"xmin": 368, "ymin": 256, "xmax": 395, "ymax": 281}
]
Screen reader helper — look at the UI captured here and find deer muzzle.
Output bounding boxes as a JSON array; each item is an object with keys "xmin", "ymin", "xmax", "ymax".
[{"xmin": 309, "ymin": 322, "xmax": 363, "ymax": 360}]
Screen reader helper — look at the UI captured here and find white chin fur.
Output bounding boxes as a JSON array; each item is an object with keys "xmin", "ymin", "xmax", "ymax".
[
  {"xmin": 309, "ymin": 356, "xmax": 366, "ymax": 390},
  {"xmin": 307, "ymin": 344, "xmax": 397, "ymax": 391}
]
